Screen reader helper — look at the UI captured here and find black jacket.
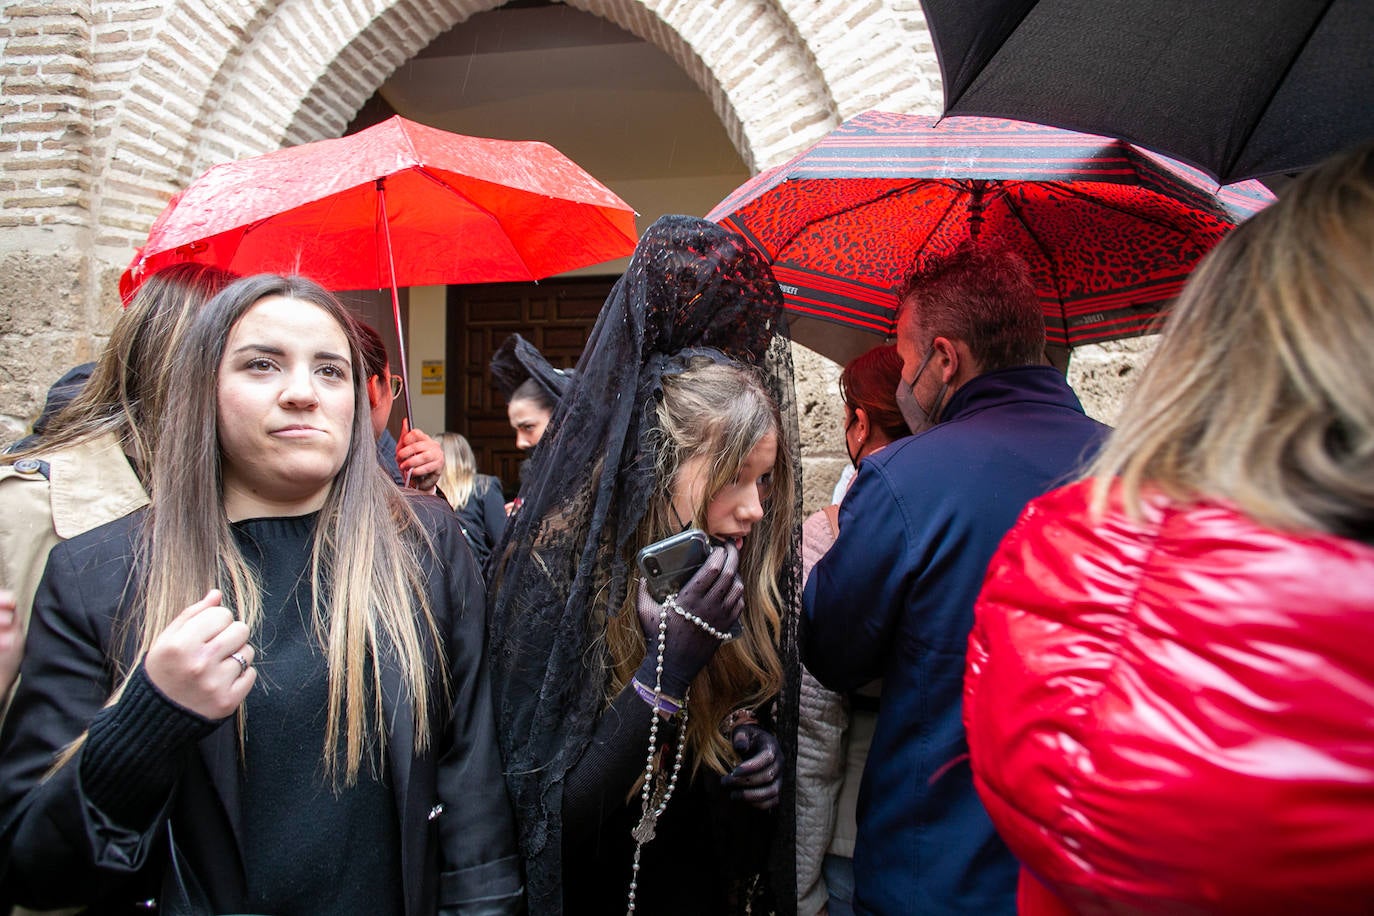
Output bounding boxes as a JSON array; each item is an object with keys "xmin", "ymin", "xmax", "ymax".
[
  {"xmin": 454, "ymin": 474, "xmax": 507, "ymax": 568},
  {"xmin": 0, "ymin": 498, "xmax": 522, "ymax": 915}
]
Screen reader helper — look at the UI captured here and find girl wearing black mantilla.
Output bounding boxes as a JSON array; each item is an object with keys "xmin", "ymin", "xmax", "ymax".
[{"xmin": 488, "ymin": 216, "xmax": 804, "ymax": 915}]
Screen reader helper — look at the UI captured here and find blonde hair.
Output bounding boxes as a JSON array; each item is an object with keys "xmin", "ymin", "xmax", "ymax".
[
  {"xmin": 118, "ymin": 275, "xmax": 444, "ymax": 784},
  {"xmin": 437, "ymin": 432, "xmax": 477, "ymax": 509},
  {"xmin": 1088, "ymin": 141, "xmax": 1374, "ymax": 538},
  {"xmin": 607, "ymin": 360, "xmax": 795, "ymax": 776}
]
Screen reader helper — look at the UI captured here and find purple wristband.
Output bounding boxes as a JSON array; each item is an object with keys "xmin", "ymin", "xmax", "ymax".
[{"xmin": 631, "ymin": 678, "xmax": 684, "ymax": 716}]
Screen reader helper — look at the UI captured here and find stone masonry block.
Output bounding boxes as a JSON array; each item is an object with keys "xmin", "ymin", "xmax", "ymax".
[
  {"xmin": 801, "ymin": 455, "xmax": 850, "ymax": 516},
  {"xmin": 793, "ymin": 342, "xmax": 846, "ymax": 458},
  {"xmin": 1067, "ymin": 337, "xmax": 1158, "ymax": 425},
  {"xmin": 0, "ymin": 248, "xmax": 87, "ymax": 337},
  {"xmin": 0, "ymin": 329, "xmax": 100, "ymax": 448}
]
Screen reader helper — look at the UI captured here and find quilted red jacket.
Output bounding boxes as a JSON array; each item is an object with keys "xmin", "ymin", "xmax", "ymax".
[{"xmin": 965, "ymin": 479, "xmax": 1374, "ymax": 915}]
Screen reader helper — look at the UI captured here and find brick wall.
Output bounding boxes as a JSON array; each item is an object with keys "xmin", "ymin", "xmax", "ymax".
[{"xmin": 0, "ymin": 0, "xmax": 1145, "ymax": 474}]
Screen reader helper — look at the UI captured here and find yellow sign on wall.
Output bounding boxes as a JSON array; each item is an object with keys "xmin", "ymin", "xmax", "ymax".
[{"xmin": 421, "ymin": 360, "xmax": 445, "ymax": 395}]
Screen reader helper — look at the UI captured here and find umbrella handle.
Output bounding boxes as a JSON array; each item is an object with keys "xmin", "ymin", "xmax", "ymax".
[{"xmin": 376, "ymin": 178, "xmax": 415, "ymax": 429}]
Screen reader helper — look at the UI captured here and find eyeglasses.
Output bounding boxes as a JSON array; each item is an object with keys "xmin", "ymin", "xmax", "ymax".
[{"xmin": 388, "ymin": 374, "xmax": 404, "ymax": 398}]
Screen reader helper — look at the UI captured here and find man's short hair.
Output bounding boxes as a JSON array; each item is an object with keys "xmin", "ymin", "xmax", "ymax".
[{"xmin": 896, "ymin": 242, "xmax": 1046, "ymax": 372}]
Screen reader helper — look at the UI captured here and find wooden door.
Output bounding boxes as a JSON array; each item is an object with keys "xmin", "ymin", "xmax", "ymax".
[{"xmin": 446, "ymin": 278, "xmax": 614, "ymax": 498}]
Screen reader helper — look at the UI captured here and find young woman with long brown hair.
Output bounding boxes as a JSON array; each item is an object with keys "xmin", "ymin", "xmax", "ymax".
[{"xmin": 0, "ymin": 274, "xmax": 520, "ymax": 914}]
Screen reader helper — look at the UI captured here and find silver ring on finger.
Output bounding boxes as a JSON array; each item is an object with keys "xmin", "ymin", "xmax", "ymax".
[{"xmin": 230, "ymin": 651, "xmax": 250, "ymax": 676}]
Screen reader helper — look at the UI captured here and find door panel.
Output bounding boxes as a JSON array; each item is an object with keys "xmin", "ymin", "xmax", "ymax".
[{"xmin": 446, "ymin": 278, "xmax": 613, "ymax": 497}]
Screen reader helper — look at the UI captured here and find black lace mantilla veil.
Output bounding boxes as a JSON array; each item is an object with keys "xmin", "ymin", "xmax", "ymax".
[
  {"xmin": 489, "ymin": 332, "xmax": 576, "ymax": 404},
  {"xmin": 487, "ymin": 215, "xmax": 803, "ymax": 915}
]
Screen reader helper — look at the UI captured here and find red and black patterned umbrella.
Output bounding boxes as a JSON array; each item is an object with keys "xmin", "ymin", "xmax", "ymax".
[{"xmin": 707, "ymin": 111, "xmax": 1273, "ymax": 360}]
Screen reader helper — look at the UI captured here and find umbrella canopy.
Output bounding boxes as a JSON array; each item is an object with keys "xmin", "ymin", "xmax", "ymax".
[
  {"xmin": 707, "ymin": 111, "xmax": 1273, "ymax": 360},
  {"xmin": 919, "ymin": 0, "xmax": 1374, "ymax": 184},
  {"xmin": 121, "ymin": 115, "xmax": 638, "ymax": 296}
]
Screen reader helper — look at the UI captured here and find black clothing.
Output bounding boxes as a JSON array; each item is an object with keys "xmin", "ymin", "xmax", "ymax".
[
  {"xmin": 233, "ymin": 515, "xmax": 403, "ymax": 916},
  {"xmin": 5, "ymin": 361, "xmax": 94, "ymax": 454},
  {"xmin": 453, "ymin": 474, "xmax": 506, "ymax": 567},
  {"xmin": 0, "ymin": 497, "xmax": 521, "ymax": 915},
  {"xmin": 559, "ymin": 687, "xmax": 775, "ymax": 914},
  {"xmin": 487, "ymin": 215, "xmax": 804, "ymax": 915},
  {"xmin": 80, "ymin": 664, "xmax": 218, "ymax": 826},
  {"xmin": 489, "ymin": 334, "xmax": 575, "ymax": 405}
]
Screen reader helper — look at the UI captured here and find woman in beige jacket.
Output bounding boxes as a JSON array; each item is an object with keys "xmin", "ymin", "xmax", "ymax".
[{"xmin": 0, "ymin": 264, "xmax": 234, "ymax": 705}]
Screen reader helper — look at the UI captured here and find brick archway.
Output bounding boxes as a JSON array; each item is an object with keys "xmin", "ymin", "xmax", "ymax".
[
  {"xmin": 90, "ymin": 0, "xmax": 940, "ymax": 262},
  {"xmin": 1, "ymin": 0, "xmax": 953, "ymax": 442}
]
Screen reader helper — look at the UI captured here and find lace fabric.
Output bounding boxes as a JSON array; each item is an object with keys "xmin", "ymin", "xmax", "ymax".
[
  {"xmin": 489, "ymin": 332, "xmax": 577, "ymax": 404},
  {"xmin": 487, "ymin": 215, "xmax": 802, "ymax": 915}
]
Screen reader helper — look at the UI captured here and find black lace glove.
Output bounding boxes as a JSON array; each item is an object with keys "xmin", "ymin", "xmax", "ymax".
[
  {"xmin": 634, "ymin": 540, "xmax": 744, "ymax": 699},
  {"xmin": 720, "ymin": 722, "xmax": 782, "ymax": 810}
]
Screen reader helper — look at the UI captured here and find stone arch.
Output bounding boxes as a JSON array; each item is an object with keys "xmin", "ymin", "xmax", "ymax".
[
  {"xmin": 92, "ymin": 0, "xmax": 858, "ymax": 258},
  {"xmin": 90, "ymin": 0, "xmax": 283, "ymax": 256},
  {"xmin": 558, "ymin": 0, "xmax": 838, "ymax": 171},
  {"xmin": 264, "ymin": 0, "xmax": 843, "ymax": 172},
  {"xmin": 92, "ymin": 0, "xmax": 484, "ymax": 259},
  {"xmin": 776, "ymin": 0, "xmax": 941, "ymax": 121}
]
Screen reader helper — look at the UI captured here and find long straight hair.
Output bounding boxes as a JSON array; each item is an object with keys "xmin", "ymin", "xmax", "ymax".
[
  {"xmin": 438, "ymin": 432, "xmax": 477, "ymax": 509},
  {"xmin": 1087, "ymin": 141, "xmax": 1374, "ymax": 540},
  {"xmin": 607, "ymin": 360, "xmax": 795, "ymax": 776},
  {"xmin": 132, "ymin": 274, "xmax": 445, "ymax": 782},
  {"xmin": 5, "ymin": 263, "xmax": 236, "ymax": 478}
]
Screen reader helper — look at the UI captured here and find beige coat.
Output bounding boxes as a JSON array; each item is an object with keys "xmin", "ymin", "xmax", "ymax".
[
  {"xmin": 0, "ymin": 433, "xmax": 149, "ymax": 916},
  {"xmin": 796, "ymin": 506, "xmax": 846, "ymax": 916},
  {"xmin": 0, "ymin": 432, "xmax": 148, "ymax": 630}
]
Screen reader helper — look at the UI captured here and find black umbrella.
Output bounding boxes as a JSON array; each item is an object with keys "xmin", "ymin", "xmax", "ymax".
[{"xmin": 920, "ymin": 0, "xmax": 1374, "ymax": 184}]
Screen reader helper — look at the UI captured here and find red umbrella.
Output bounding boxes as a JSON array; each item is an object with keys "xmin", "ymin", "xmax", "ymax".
[
  {"xmin": 121, "ymin": 115, "xmax": 638, "ymax": 417},
  {"xmin": 707, "ymin": 111, "xmax": 1274, "ymax": 362}
]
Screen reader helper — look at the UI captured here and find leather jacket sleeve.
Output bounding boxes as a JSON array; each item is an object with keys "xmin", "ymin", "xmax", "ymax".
[
  {"xmin": 433, "ymin": 515, "xmax": 524, "ymax": 915},
  {"xmin": 0, "ymin": 533, "xmax": 169, "ymax": 909}
]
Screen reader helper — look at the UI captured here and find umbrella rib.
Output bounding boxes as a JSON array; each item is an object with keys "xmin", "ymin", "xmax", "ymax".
[
  {"xmin": 770, "ymin": 179, "xmax": 953, "ymax": 254},
  {"xmin": 1000, "ymin": 193, "xmax": 1067, "ymax": 322},
  {"xmin": 911, "ymin": 190, "xmax": 968, "ymax": 261},
  {"xmin": 414, "ymin": 167, "xmax": 539, "ymax": 279},
  {"xmin": 1220, "ymin": 0, "xmax": 1335, "ymax": 181}
]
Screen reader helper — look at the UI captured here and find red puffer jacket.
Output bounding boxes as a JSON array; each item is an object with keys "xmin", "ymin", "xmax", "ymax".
[{"xmin": 965, "ymin": 479, "xmax": 1374, "ymax": 915}]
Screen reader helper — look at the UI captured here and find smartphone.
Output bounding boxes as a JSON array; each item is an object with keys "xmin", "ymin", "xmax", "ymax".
[{"xmin": 636, "ymin": 528, "xmax": 711, "ymax": 602}]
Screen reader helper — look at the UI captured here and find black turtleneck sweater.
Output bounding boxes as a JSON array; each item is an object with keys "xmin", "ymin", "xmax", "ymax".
[{"xmin": 82, "ymin": 514, "xmax": 403, "ymax": 916}]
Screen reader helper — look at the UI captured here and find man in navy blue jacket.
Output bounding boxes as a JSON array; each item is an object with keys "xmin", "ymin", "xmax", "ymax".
[{"xmin": 804, "ymin": 243, "xmax": 1109, "ymax": 915}]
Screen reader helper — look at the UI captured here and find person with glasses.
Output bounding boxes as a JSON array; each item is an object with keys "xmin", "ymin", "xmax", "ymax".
[
  {"xmin": 357, "ymin": 321, "xmax": 443, "ymax": 494},
  {"xmin": 803, "ymin": 242, "xmax": 1108, "ymax": 915},
  {"xmin": 0, "ymin": 274, "xmax": 521, "ymax": 914}
]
